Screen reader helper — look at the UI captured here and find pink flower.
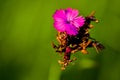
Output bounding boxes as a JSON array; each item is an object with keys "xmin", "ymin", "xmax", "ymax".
[{"xmin": 53, "ymin": 8, "xmax": 85, "ymax": 35}]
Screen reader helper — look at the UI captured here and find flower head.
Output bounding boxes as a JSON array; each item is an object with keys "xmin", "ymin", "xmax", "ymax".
[
  {"xmin": 52, "ymin": 10, "xmax": 104, "ymax": 70},
  {"xmin": 53, "ymin": 8, "xmax": 85, "ymax": 35}
]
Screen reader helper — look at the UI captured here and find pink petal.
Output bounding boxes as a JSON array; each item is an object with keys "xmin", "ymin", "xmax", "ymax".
[
  {"xmin": 73, "ymin": 16, "xmax": 85, "ymax": 28},
  {"xmin": 66, "ymin": 8, "xmax": 79, "ymax": 21},
  {"xmin": 65, "ymin": 24, "xmax": 78, "ymax": 35},
  {"xmin": 53, "ymin": 9, "xmax": 66, "ymax": 22},
  {"xmin": 53, "ymin": 9, "xmax": 67, "ymax": 32},
  {"xmin": 54, "ymin": 21, "xmax": 66, "ymax": 32}
]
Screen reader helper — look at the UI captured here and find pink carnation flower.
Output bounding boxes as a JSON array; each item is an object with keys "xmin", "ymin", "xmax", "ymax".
[{"xmin": 53, "ymin": 8, "xmax": 85, "ymax": 35}]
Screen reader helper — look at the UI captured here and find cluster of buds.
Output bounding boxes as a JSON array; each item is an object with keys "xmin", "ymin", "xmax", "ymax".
[{"xmin": 52, "ymin": 11, "xmax": 104, "ymax": 70}]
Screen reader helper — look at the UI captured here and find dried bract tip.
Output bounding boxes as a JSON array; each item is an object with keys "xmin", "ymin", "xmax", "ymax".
[
  {"xmin": 95, "ymin": 20, "xmax": 99, "ymax": 23},
  {"xmin": 89, "ymin": 24, "xmax": 94, "ymax": 28},
  {"xmin": 89, "ymin": 11, "xmax": 96, "ymax": 17}
]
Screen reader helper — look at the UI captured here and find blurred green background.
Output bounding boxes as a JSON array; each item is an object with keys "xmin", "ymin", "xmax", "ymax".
[{"xmin": 0, "ymin": 0, "xmax": 120, "ymax": 80}]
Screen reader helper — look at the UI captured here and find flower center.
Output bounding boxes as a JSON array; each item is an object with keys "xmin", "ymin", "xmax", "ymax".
[{"xmin": 66, "ymin": 20, "xmax": 70, "ymax": 24}]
